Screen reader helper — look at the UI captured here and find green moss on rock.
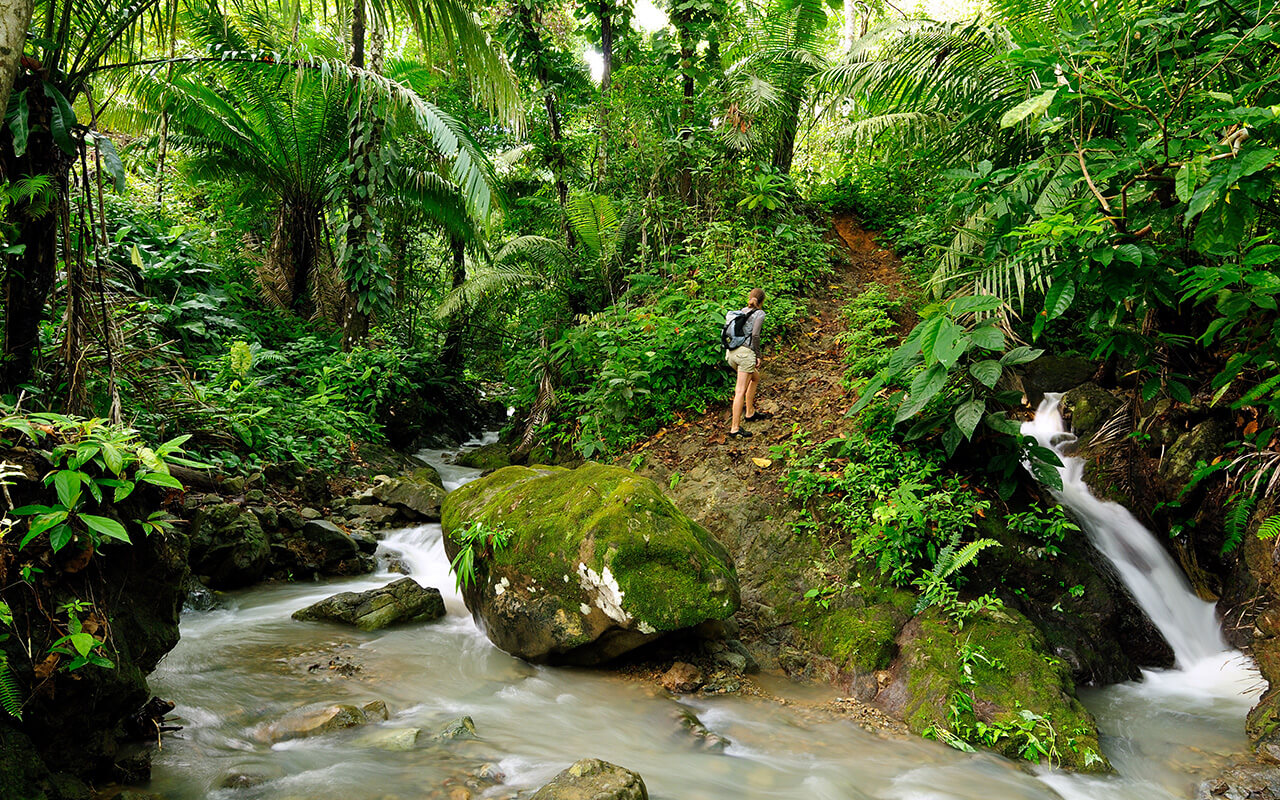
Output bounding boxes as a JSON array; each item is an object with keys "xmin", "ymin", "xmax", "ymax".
[
  {"xmin": 456, "ymin": 442, "xmax": 513, "ymax": 471},
  {"xmin": 442, "ymin": 463, "xmax": 739, "ymax": 664},
  {"xmin": 887, "ymin": 608, "xmax": 1110, "ymax": 773}
]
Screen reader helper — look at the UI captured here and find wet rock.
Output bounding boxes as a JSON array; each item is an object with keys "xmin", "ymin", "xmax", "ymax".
[
  {"xmin": 435, "ymin": 716, "xmax": 479, "ymax": 741},
  {"xmin": 441, "ymin": 463, "xmax": 739, "ymax": 665},
  {"xmin": 351, "ymin": 531, "xmax": 379, "ymax": 555},
  {"xmin": 350, "ymin": 504, "xmax": 400, "ymax": 526},
  {"xmin": 300, "ymin": 507, "xmax": 323, "ymax": 521},
  {"xmin": 292, "ymin": 578, "xmax": 445, "ymax": 631},
  {"xmin": 1019, "ymin": 355, "xmax": 1096, "ymax": 404},
  {"xmin": 246, "ymin": 488, "xmax": 267, "ymax": 504},
  {"xmin": 189, "ymin": 502, "xmax": 271, "ymax": 589},
  {"xmin": 384, "ymin": 555, "xmax": 411, "ymax": 575},
  {"xmin": 455, "ymin": 442, "xmax": 513, "ymax": 472},
  {"xmin": 375, "ymin": 468, "xmax": 447, "ymax": 521},
  {"xmin": 219, "ymin": 765, "xmax": 284, "ymax": 789},
  {"xmin": 1199, "ymin": 765, "xmax": 1280, "ymax": 800},
  {"xmin": 673, "ymin": 707, "xmax": 730, "ymax": 752},
  {"xmin": 661, "ymin": 662, "xmax": 703, "ymax": 693},
  {"xmin": 258, "ymin": 703, "xmax": 370, "ymax": 743},
  {"xmin": 279, "ymin": 507, "xmax": 306, "ymax": 531},
  {"xmin": 1060, "ymin": 383, "xmax": 1123, "ymax": 445},
  {"xmin": 1161, "ymin": 419, "xmax": 1229, "ymax": 492},
  {"xmin": 362, "ymin": 700, "xmax": 390, "ymax": 720},
  {"xmin": 251, "ymin": 505, "xmax": 279, "ymax": 530},
  {"xmin": 530, "ymin": 759, "xmax": 648, "ymax": 800},
  {"xmin": 360, "ymin": 727, "xmax": 423, "ymax": 751},
  {"xmin": 182, "ymin": 575, "xmax": 221, "ymax": 612}
]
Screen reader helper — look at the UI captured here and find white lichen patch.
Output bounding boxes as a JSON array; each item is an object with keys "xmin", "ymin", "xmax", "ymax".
[
  {"xmin": 579, "ymin": 603, "xmax": 591, "ymax": 615},
  {"xmin": 637, "ymin": 620, "xmax": 656, "ymax": 635},
  {"xmin": 494, "ymin": 576, "xmax": 510, "ymax": 596},
  {"xmin": 562, "ymin": 574, "xmax": 570, "ymax": 583},
  {"xmin": 577, "ymin": 562, "xmax": 631, "ymax": 625}
]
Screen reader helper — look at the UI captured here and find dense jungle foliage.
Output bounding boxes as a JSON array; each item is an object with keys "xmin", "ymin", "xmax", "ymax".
[{"xmin": 0, "ymin": 0, "xmax": 1277, "ymax": 763}]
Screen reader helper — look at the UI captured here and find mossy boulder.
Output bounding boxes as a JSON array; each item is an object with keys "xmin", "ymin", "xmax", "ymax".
[
  {"xmin": 292, "ymin": 577, "xmax": 445, "ymax": 631},
  {"xmin": 1160, "ymin": 418, "xmax": 1229, "ymax": 492},
  {"xmin": 455, "ymin": 442, "xmax": 513, "ymax": 471},
  {"xmin": 441, "ymin": 463, "xmax": 740, "ymax": 664},
  {"xmin": 531, "ymin": 759, "xmax": 648, "ymax": 800},
  {"xmin": 877, "ymin": 607, "xmax": 1109, "ymax": 773},
  {"xmin": 804, "ymin": 591, "xmax": 915, "ymax": 676},
  {"xmin": 1060, "ymin": 383, "xmax": 1122, "ymax": 445}
]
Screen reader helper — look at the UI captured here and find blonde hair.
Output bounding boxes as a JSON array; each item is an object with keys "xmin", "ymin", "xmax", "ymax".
[{"xmin": 748, "ymin": 288, "xmax": 765, "ymax": 309}]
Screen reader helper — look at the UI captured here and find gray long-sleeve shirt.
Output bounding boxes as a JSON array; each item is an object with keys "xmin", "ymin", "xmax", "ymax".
[{"xmin": 741, "ymin": 307, "xmax": 765, "ymax": 358}]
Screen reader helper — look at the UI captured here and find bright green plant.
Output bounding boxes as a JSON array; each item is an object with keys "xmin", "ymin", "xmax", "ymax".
[
  {"xmin": 911, "ymin": 535, "xmax": 1003, "ymax": 626},
  {"xmin": 840, "ymin": 285, "xmax": 903, "ymax": 389},
  {"xmin": 1005, "ymin": 503, "xmax": 1080, "ymax": 559},
  {"xmin": 0, "ymin": 601, "xmax": 20, "ymax": 719},
  {"xmin": 449, "ymin": 520, "xmax": 514, "ymax": 591},
  {"xmin": 48, "ymin": 601, "xmax": 114, "ymax": 672},
  {"xmin": 2, "ymin": 410, "xmax": 191, "ymax": 554}
]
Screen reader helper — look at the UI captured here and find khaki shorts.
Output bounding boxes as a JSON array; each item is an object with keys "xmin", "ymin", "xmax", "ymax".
[{"xmin": 726, "ymin": 347, "xmax": 758, "ymax": 374}]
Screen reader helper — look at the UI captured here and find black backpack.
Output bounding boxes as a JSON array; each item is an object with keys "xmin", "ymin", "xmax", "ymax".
[{"xmin": 721, "ymin": 308, "xmax": 758, "ymax": 350}]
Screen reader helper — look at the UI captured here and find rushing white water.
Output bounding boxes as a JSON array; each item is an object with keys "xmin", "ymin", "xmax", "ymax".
[
  {"xmin": 140, "ymin": 429, "xmax": 1264, "ymax": 800},
  {"xmin": 1020, "ymin": 394, "xmax": 1226, "ymax": 667}
]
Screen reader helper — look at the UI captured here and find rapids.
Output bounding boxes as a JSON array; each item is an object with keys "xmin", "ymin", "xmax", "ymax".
[{"xmin": 141, "ymin": 429, "xmax": 1263, "ymax": 799}]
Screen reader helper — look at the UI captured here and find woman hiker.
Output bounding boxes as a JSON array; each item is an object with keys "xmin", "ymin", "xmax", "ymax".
[{"xmin": 726, "ymin": 287, "xmax": 774, "ymax": 439}]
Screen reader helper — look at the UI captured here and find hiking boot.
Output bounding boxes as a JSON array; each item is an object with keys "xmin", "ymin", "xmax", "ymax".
[
  {"xmin": 743, "ymin": 411, "xmax": 774, "ymax": 421},
  {"xmin": 728, "ymin": 429, "xmax": 753, "ymax": 439}
]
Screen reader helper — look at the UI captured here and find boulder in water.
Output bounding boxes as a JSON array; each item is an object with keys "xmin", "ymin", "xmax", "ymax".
[
  {"xmin": 291, "ymin": 578, "xmax": 445, "ymax": 631},
  {"xmin": 441, "ymin": 463, "xmax": 740, "ymax": 664},
  {"xmin": 661, "ymin": 662, "xmax": 703, "ymax": 693},
  {"xmin": 434, "ymin": 716, "xmax": 479, "ymax": 741},
  {"xmin": 1199, "ymin": 765, "xmax": 1280, "ymax": 800},
  {"xmin": 258, "ymin": 703, "xmax": 370, "ymax": 743},
  {"xmin": 876, "ymin": 607, "xmax": 1110, "ymax": 772},
  {"xmin": 1059, "ymin": 383, "xmax": 1122, "ymax": 446},
  {"xmin": 530, "ymin": 759, "xmax": 648, "ymax": 800},
  {"xmin": 374, "ymin": 468, "xmax": 447, "ymax": 521},
  {"xmin": 454, "ymin": 442, "xmax": 513, "ymax": 471}
]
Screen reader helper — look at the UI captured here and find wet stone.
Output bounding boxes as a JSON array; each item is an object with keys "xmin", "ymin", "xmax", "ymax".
[
  {"xmin": 530, "ymin": 759, "xmax": 648, "ymax": 800},
  {"xmin": 661, "ymin": 662, "xmax": 704, "ymax": 693},
  {"xmin": 292, "ymin": 578, "xmax": 445, "ymax": 631},
  {"xmin": 435, "ymin": 716, "xmax": 479, "ymax": 741}
]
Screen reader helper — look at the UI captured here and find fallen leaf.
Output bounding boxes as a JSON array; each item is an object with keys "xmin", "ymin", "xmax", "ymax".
[{"xmin": 752, "ymin": 457, "xmax": 772, "ymax": 468}]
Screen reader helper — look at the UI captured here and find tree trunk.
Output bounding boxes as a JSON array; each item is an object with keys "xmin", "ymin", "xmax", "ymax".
[
  {"xmin": 841, "ymin": 0, "xmax": 856, "ymax": 53},
  {"xmin": 1, "ymin": 74, "xmax": 68, "ymax": 393},
  {"xmin": 676, "ymin": 13, "xmax": 695, "ymax": 203},
  {"xmin": 597, "ymin": 0, "xmax": 613, "ymax": 182},
  {"xmin": 771, "ymin": 89, "xmax": 803, "ymax": 175},
  {"xmin": 0, "ymin": 0, "xmax": 35, "ymax": 124},
  {"xmin": 440, "ymin": 235, "xmax": 466, "ymax": 372}
]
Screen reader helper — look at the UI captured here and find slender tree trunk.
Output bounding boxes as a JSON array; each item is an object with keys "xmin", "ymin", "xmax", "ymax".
[
  {"xmin": 440, "ymin": 235, "xmax": 466, "ymax": 372},
  {"xmin": 772, "ymin": 88, "xmax": 803, "ymax": 175},
  {"xmin": 0, "ymin": 0, "xmax": 35, "ymax": 127},
  {"xmin": 597, "ymin": 0, "xmax": 613, "ymax": 182},
  {"xmin": 342, "ymin": 6, "xmax": 385, "ymax": 350},
  {"xmin": 1, "ymin": 74, "xmax": 68, "ymax": 393},
  {"xmin": 155, "ymin": 0, "xmax": 178, "ymax": 209},
  {"xmin": 676, "ymin": 13, "xmax": 695, "ymax": 203}
]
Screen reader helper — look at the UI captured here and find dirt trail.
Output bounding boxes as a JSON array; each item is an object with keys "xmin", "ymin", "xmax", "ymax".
[
  {"xmin": 625, "ymin": 215, "xmax": 912, "ymax": 474},
  {"xmin": 615, "ymin": 215, "xmax": 915, "ymax": 731}
]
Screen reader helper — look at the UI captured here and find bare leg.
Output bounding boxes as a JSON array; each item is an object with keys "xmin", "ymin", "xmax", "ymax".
[
  {"xmin": 745, "ymin": 369, "xmax": 760, "ymax": 418},
  {"xmin": 731, "ymin": 369, "xmax": 750, "ymax": 432}
]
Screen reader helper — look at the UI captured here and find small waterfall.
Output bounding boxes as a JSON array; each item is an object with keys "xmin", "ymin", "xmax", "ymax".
[{"xmin": 1021, "ymin": 394, "xmax": 1227, "ymax": 667}]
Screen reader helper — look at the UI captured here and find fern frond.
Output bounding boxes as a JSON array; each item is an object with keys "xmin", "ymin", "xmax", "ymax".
[
  {"xmin": 0, "ymin": 653, "xmax": 23, "ymax": 720},
  {"xmin": 936, "ymin": 538, "xmax": 1001, "ymax": 581},
  {"xmin": 1222, "ymin": 494, "xmax": 1258, "ymax": 555},
  {"xmin": 1258, "ymin": 516, "xmax": 1280, "ymax": 541}
]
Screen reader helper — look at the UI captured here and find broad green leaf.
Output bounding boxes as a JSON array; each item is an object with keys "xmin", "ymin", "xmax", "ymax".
[
  {"xmin": 90, "ymin": 133, "xmax": 126, "ymax": 192},
  {"xmin": 8, "ymin": 89, "xmax": 28, "ymax": 158},
  {"xmin": 1000, "ymin": 346, "xmax": 1044, "ymax": 366},
  {"xmin": 847, "ymin": 372, "xmax": 886, "ymax": 416},
  {"xmin": 140, "ymin": 472, "xmax": 183, "ymax": 490},
  {"xmin": 28, "ymin": 510, "xmax": 69, "ymax": 538},
  {"xmin": 80, "ymin": 514, "xmax": 131, "ymax": 544},
  {"xmin": 887, "ymin": 339, "xmax": 923, "ymax": 378},
  {"xmin": 918, "ymin": 316, "xmax": 947, "ymax": 363},
  {"xmin": 969, "ymin": 325, "xmax": 1004, "ymax": 351},
  {"xmin": 68, "ymin": 633, "xmax": 96, "ymax": 657},
  {"xmin": 985, "ymin": 412, "xmax": 1023, "ymax": 436},
  {"xmin": 100, "ymin": 443, "xmax": 124, "ymax": 475},
  {"xmin": 895, "ymin": 364, "xmax": 949, "ymax": 423},
  {"xmin": 1000, "ymin": 89, "xmax": 1058, "ymax": 129},
  {"xmin": 1044, "ymin": 279, "xmax": 1076, "ymax": 321},
  {"xmin": 1244, "ymin": 244, "xmax": 1280, "ymax": 267},
  {"xmin": 970, "ymin": 360, "xmax": 1003, "ymax": 388},
  {"xmin": 947, "ymin": 295, "xmax": 1003, "ymax": 316},
  {"xmin": 42, "ymin": 81, "xmax": 77, "ymax": 156},
  {"xmin": 48, "ymin": 524, "xmax": 75, "ymax": 552},
  {"xmin": 955, "ymin": 399, "xmax": 985, "ymax": 439},
  {"xmin": 54, "ymin": 470, "xmax": 82, "ymax": 509},
  {"xmin": 1113, "ymin": 244, "xmax": 1142, "ymax": 265},
  {"xmin": 113, "ymin": 480, "xmax": 136, "ymax": 503},
  {"xmin": 932, "ymin": 322, "xmax": 968, "ymax": 369},
  {"xmin": 942, "ymin": 425, "xmax": 962, "ymax": 458}
]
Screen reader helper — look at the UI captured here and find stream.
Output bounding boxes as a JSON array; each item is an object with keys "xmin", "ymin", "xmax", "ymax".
[{"xmin": 143, "ymin": 424, "xmax": 1263, "ymax": 800}]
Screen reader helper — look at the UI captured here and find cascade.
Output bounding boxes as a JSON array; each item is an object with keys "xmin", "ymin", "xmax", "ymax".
[{"xmin": 1021, "ymin": 394, "xmax": 1226, "ymax": 667}]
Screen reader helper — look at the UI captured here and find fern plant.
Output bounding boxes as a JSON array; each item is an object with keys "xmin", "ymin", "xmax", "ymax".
[
  {"xmin": 912, "ymin": 535, "xmax": 1003, "ymax": 626},
  {"xmin": 0, "ymin": 601, "xmax": 21, "ymax": 720}
]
